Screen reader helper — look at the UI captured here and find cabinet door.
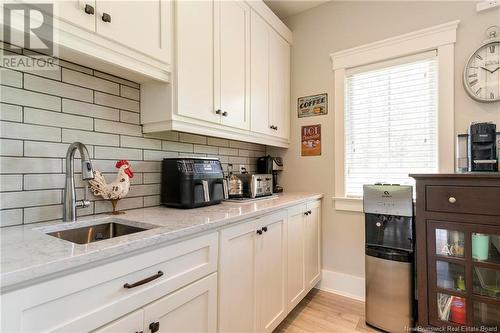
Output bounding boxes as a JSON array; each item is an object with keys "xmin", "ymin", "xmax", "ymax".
[
  {"xmin": 269, "ymin": 30, "xmax": 290, "ymax": 140},
  {"xmin": 305, "ymin": 200, "xmax": 321, "ymax": 288},
  {"xmin": 215, "ymin": 0, "xmax": 249, "ymax": 130},
  {"xmin": 143, "ymin": 273, "xmax": 217, "ymax": 333},
  {"xmin": 256, "ymin": 212, "xmax": 287, "ymax": 333},
  {"xmin": 250, "ymin": 11, "xmax": 272, "ymax": 136},
  {"xmin": 93, "ymin": 309, "xmax": 144, "ymax": 333},
  {"xmin": 219, "ymin": 220, "xmax": 258, "ymax": 333},
  {"xmin": 30, "ymin": 1, "xmax": 96, "ymax": 32},
  {"xmin": 96, "ymin": 1, "xmax": 170, "ymax": 63},
  {"xmin": 287, "ymin": 204, "xmax": 307, "ymax": 311},
  {"xmin": 175, "ymin": 0, "xmax": 219, "ymax": 124}
]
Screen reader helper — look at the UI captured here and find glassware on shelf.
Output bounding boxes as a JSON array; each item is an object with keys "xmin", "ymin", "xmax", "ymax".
[
  {"xmin": 473, "ymin": 266, "xmax": 500, "ymax": 299},
  {"xmin": 437, "ymin": 293, "xmax": 466, "ymax": 325},
  {"xmin": 436, "ymin": 229, "xmax": 465, "ymax": 258},
  {"xmin": 472, "ymin": 233, "xmax": 500, "ymax": 263},
  {"xmin": 473, "ymin": 302, "xmax": 500, "ymax": 327},
  {"xmin": 436, "ymin": 261, "xmax": 466, "ymax": 291}
]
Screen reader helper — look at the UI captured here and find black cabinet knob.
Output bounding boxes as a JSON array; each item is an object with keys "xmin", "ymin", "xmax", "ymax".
[
  {"xmin": 102, "ymin": 12, "xmax": 111, "ymax": 23},
  {"xmin": 222, "ymin": 111, "xmax": 228, "ymax": 116},
  {"xmin": 256, "ymin": 229, "xmax": 263, "ymax": 235},
  {"xmin": 308, "ymin": 210, "xmax": 312, "ymax": 214},
  {"xmin": 84, "ymin": 4, "xmax": 94, "ymax": 15},
  {"xmin": 149, "ymin": 322, "xmax": 160, "ymax": 333},
  {"xmin": 215, "ymin": 109, "xmax": 221, "ymax": 115},
  {"xmin": 262, "ymin": 226, "xmax": 268, "ymax": 232},
  {"xmin": 304, "ymin": 212, "xmax": 308, "ymax": 216}
]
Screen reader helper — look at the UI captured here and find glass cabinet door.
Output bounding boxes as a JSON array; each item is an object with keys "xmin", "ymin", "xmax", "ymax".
[
  {"xmin": 473, "ymin": 302, "xmax": 500, "ymax": 327},
  {"xmin": 428, "ymin": 221, "xmax": 500, "ymax": 329},
  {"xmin": 435, "ymin": 229, "xmax": 465, "ymax": 259}
]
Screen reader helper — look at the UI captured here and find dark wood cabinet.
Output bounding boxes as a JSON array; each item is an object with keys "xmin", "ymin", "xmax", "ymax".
[{"xmin": 411, "ymin": 174, "xmax": 500, "ymax": 330}]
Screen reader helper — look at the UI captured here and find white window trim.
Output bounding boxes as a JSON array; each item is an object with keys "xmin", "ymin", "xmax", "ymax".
[{"xmin": 330, "ymin": 20, "xmax": 459, "ymax": 212}]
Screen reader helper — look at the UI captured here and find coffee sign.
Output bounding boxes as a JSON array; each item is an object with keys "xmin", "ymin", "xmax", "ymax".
[
  {"xmin": 301, "ymin": 125, "xmax": 321, "ymax": 156},
  {"xmin": 298, "ymin": 93, "xmax": 328, "ymax": 118}
]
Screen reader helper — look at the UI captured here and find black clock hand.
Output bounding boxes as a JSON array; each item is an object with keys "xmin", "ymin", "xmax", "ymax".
[
  {"xmin": 480, "ymin": 66, "xmax": 495, "ymax": 74},
  {"xmin": 491, "ymin": 66, "xmax": 500, "ymax": 74}
]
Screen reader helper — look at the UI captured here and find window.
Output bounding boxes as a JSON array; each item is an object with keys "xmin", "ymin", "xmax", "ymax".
[
  {"xmin": 344, "ymin": 53, "xmax": 438, "ymax": 196},
  {"xmin": 330, "ymin": 20, "xmax": 458, "ymax": 211}
]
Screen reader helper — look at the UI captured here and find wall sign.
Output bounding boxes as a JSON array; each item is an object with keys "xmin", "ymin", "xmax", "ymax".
[
  {"xmin": 301, "ymin": 125, "xmax": 321, "ymax": 156},
  {"xmin": 298, "ymin": 93, "xmax": 328, "ymax": 118}
]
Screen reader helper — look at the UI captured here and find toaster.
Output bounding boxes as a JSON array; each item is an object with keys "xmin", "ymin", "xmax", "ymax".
[
  {"xmin": 238, "ymin": 173, "xmax": 273, "ymax": 198},
  {"xmin": 161, "ymin": 158, "xmax": 228, "ymax": 208}
]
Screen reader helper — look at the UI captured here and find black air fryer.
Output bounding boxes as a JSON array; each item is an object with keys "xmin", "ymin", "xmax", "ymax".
[
  {"xmin": 161, "ymin": 158, "xmax": 227, "ymax": 208},
  {"xmin": 468, "ymin": 122, "xmax": 497, "ymax": 172}
]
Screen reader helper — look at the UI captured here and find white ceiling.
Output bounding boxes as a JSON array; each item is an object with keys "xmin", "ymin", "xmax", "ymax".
[{"xmin": 263, "ymin": 0, "xmax": 330, "ymax": 20}]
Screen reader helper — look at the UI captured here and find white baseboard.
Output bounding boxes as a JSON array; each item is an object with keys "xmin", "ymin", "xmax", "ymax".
[{"xmin": 316, "ymin": 269, "xmax": 365, "ymax": 302}]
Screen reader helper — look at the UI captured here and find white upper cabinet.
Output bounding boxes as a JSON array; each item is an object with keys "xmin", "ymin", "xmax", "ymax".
[
  {"xmin": 216, "ymin": 0, "xmax": 250, "ymax": 130},
  {"xmin": 269, "ymin": 31, "xmax": 291, "ymax": 140},
  {"xmin": 250, "ymin": 11, "xmax": 271, "ymax": 136},
  {"xmin": 141, "ymin": 0, "xmax": 292, "ymax": 148},
  {"xmin": 49, "ymin": 1, "xmax": 96, "ymax": 32},
  {"xmin": 15, "ymin": 0, "xmax": 172, "ymax": 82},
  {"xmin": 96, "ymin": 1, "xmax": 171, "ymax": 65},
  {"xmin": 175, "ymin": 0, "xmax": 218, "ymax": 124},
  {"xmin": 250, "ymin": 10, "xmax": 291, "ymax": 140}
]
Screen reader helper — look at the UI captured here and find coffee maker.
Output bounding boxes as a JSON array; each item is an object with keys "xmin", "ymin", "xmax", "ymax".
[
  {"xmin": 257, "ymin": 155, "xmax": 283, "ymax": 193},
  {"xmin": 468, "ymin": 122, "xmax": 497, "ymax": 172}
]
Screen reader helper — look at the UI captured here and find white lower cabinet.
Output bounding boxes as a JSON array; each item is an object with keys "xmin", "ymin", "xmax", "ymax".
[
  {"xmin": 2, "ymin": 199, "xmax": 321, "ymax": 333},
  {"xmin": 285, "ymin": 201, "xmax": 321, "ymax": 312},
  {"xmin": 143, "ymin": 273, "xmax": 217, "ymax": 333},
  {"xmin": 219, "ymin": 210, "xmax": 287, "ymax": 333},
  {"xmin": 93, "ymin": 309, "xmax": 144, "ymax": 333}
]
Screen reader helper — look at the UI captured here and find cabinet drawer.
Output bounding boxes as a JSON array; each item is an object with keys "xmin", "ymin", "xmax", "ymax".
[
  {"xmin": 426, "ymin": 186, "xmax": 500, "ymax": 216},
  {"xmin": 4, "ymin": 232, "xmax": 218, "ymax": 333}
]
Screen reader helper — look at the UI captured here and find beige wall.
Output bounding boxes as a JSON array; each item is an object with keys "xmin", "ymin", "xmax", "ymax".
[{"xmin": 269, "ymin": 1, "xmax": 500, "ymax": 284}]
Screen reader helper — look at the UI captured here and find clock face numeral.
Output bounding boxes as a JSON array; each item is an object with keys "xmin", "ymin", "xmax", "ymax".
[{"xmin": 464, "ymin": 41, "xmax": 500, "ymax": 102}]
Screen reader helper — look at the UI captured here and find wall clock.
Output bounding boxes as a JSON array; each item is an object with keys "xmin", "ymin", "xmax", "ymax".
[{"xmin": 463, "ymin": 26, "xmax": 500, "ymax": 103}]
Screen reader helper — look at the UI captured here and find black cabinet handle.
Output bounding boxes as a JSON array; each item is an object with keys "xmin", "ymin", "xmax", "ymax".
[
  {"xmin": 84, "ymin": 4, "xmax": 94, "ymax": 15},
  {"xmin": 149, "ymin": 322, "xmax": 160, "ymax": 333},
  {"xmin": 256, "ymin": 229, "xmax": 263, "ymax": 235},
  {"xmin": 262, "ymin": 226, "xmax": 268, "ymax": 232},
  {"xmin": 102, "ymin": 12, "xmax": 111, "ymax": 23},
  {"xmin": 308, "ymin": 210, "xmax": 312, "ymax": 214},
  {"xmin": 124, "ymin": 271, "xmax": 163, "ymax": 289},
  {"xmin": 215, "ymin": 109, "xmax": 221, "ymax": 115},
  {"xmin": 222, "ymin": 111, "xmax": 228, "ymax": 117},
  {"xmin": 304, "ymin": 212, "xmax": 308, "ymax": 216}
]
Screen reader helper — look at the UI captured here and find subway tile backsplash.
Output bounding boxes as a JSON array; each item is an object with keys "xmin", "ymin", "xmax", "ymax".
[{"xmin": 0, "ymin": 44, "xmax": 266, "ymax": 227}]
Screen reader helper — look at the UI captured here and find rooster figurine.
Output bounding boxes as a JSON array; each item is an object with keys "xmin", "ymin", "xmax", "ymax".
[{"xmin": 88, "ymin": 160, "xmax": 134, "ymax": 215}]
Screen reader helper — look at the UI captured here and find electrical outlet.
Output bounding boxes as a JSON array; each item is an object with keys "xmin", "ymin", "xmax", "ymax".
[{"xmin": 239, "ymin": 165, "xmax": 247, "ymax": 173}]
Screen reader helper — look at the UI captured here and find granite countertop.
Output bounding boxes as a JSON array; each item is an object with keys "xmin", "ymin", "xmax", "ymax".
[{"xmin": 0, "ymin": 192, "xmax": 322, "ymax": 293}]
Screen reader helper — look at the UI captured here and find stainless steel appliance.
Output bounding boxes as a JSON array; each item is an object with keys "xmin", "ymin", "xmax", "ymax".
[
  {"xmin": 238, "ymin": 173, "xmax": 273, "ymax": 198},
  {"xmin": 257, "ymin": 155, "xmax": 283, "ymax": 192},
  {"xmin": 468, "ymin": 122, "xmax": 497, "ymax": 172},
  {"xmin": 364, "ymin": 184, "xmax": 415, "ymax": 333},
  {"xmin": 161, "ymin": 158, "xmax": 228, "ymax": 208}
]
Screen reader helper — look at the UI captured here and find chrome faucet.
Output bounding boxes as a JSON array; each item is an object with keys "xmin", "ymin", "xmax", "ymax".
[{"xmin": 63, "ymin": 142, "xmax": 95, "ymax": 222}]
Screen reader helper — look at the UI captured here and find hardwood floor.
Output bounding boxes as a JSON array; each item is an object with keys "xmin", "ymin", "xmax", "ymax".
[{"xmin": 275, "ymin": 289, "xmax": 381, "ymax": 333}]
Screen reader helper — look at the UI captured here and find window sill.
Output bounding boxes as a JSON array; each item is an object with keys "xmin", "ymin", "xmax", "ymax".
[{"xmin": 333, "ymin": 197, "xmax": 363, "ymax": 212}]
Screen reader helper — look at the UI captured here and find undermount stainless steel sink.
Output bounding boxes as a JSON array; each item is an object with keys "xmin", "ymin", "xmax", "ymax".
[{"xmin": 46, "ymin": 221, "xmax": 153, "ymax": 245}]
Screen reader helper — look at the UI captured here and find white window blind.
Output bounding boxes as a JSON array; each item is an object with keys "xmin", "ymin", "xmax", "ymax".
[{"xmin": 344, "ymin": 52, "xmax": 438, "ymax": 197}]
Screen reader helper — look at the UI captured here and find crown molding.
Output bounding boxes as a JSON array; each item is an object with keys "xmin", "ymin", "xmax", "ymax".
[{"xmin": 330, "ymin": 20, "xmax": 460, "ymax": 70}]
